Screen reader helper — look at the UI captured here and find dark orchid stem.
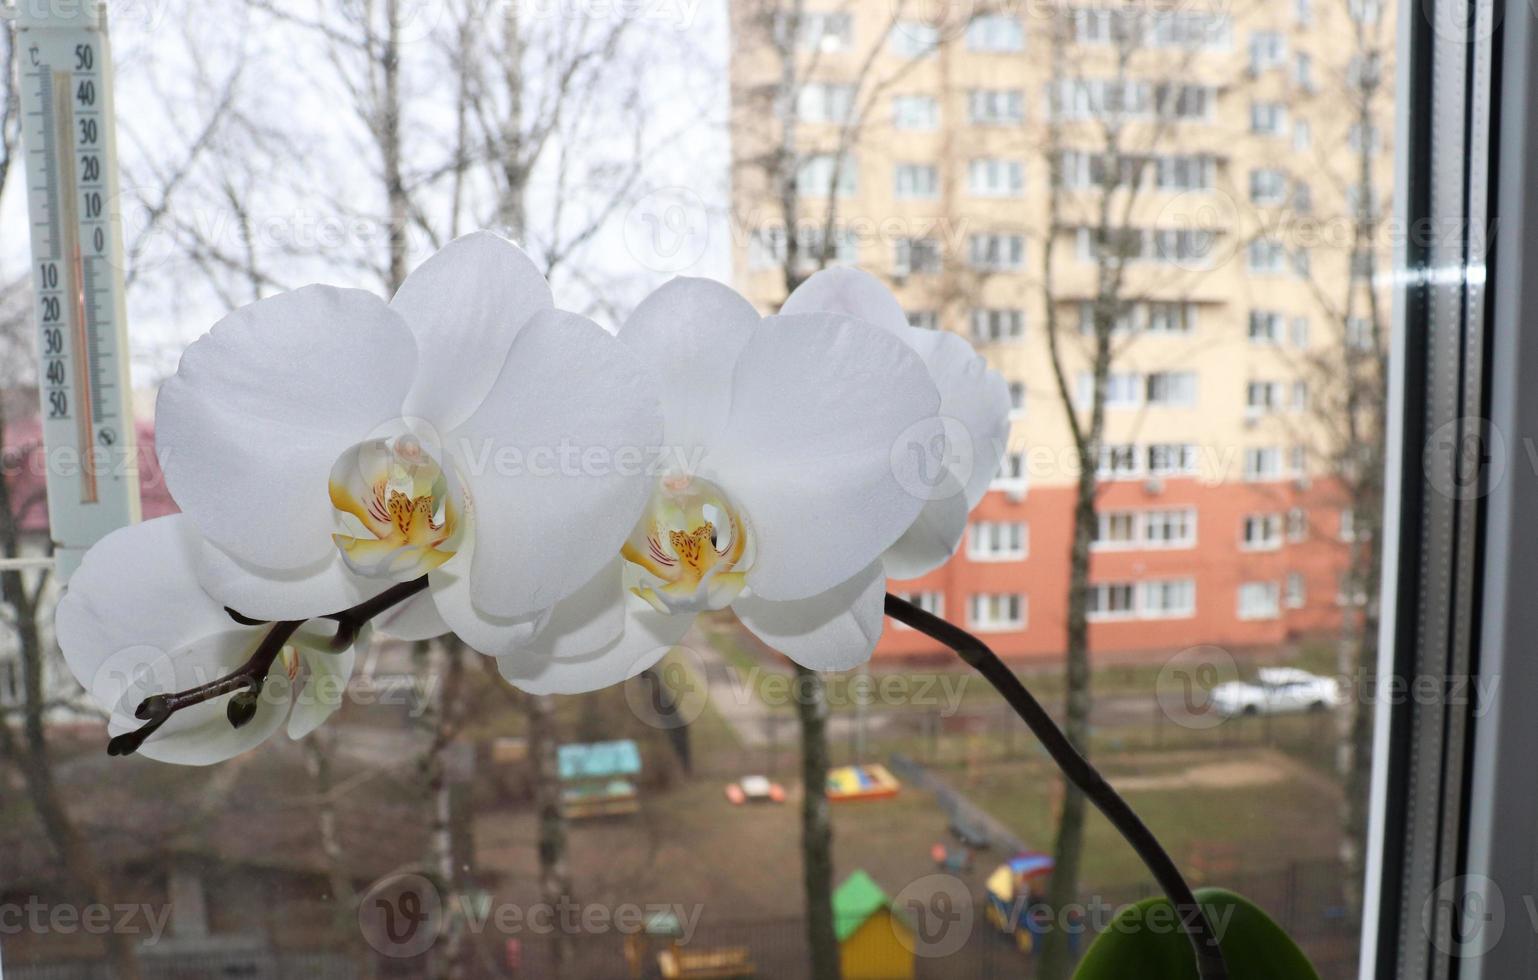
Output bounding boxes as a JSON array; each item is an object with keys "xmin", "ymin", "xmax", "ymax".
[
  {"xmin": 106, "ymin": 576, "xmax": 430, "ymax": 757},
  {"xmin": 883, "ymin": 593, "xmax": 1230, "ymax": 980}
]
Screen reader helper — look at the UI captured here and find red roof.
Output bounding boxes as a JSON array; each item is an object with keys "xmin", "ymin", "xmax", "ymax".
[{"xmin": 4, "ymin": 416, "xmax": 178, "ymax": 534}]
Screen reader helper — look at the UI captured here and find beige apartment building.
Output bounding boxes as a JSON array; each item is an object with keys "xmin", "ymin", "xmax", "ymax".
[{"xmin": 730, "ymin": 0, "xmax": 1394, "ymax": 660}]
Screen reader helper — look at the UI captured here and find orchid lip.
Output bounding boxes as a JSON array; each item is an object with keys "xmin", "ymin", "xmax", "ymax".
[
  {"xmin": 329, "ymin": 434, "xmax": 465, "ymax": 581},
  {"xmin": 621, "ymin": 474, "xmax": 754, "ymax": 615}
]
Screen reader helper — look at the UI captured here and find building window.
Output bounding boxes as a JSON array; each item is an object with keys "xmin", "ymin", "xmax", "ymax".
[
  {"xmin": 1093, "ymin": 511, "xmax": 1139, "ymax": 550},
  {"xmin": 1244, "ymin": 447, "xmax": 1282, "ymax": 481},
  {"xmin": 1077, "ymin": 371, "xmax": 1142, "ymax": 408},
  {"xmin": 906, "ymin": 310, "xmax": 938, "ymax": 330},
  {"xmin": 1145, "ymin": 371, "xmax": 1197, "ymax": 407},
  {"xmin": 1294, "ymin": 53, "xmax": 1315, "ymax": 92},
  {"xmin": 969, "ymin": 88, "xmax": 1026, "ymax": 125},
  {"xmin": 797, "ymin": 83, "xmax": 855, "ymax": 124},
  {"xmin": 1145, "ymin": 508, "xmax": 1197, "ymax": 547},
  {"xmin": 890, "ymin": 22, "xmax": 940, "ymax": 58},
  {"xmin": 1340, "ymin": 508, "xmax": 1359, "ymax": 542},
  {"xmin": 968, "ymin": 158, "xmax": 1026, "ymax": 197},
  {"xmin": 1250, "ymin": 168, "xmax": 1288, "ymax": 205},
  {"xmin": 1246, "ymin": 380, "xmax": 1284, "ymax": 414},
  {"xmin": 1097, "ymin": 443, "xmax": 1141, "ymax": 479},
  {"xmin": 1349, "ymin": 0, "xmax": 1383, "ymax": 25},
  {"xmin": 967, "ymin": 233, "xmax": 1025, "ymax": 271},
  {"xmin": 1291, "ymin": 380, "xmax": 1309, "ymax": 410},
  {"xmin": 1142, "ymin": 579, "xmax": 1197, "ymax": 618},
  {"xmin": 1246, "ymin": 238, "xmax": 1290, "ymax": 274},
  {"xmin": 970, "ymin": 308, "xmax": 1025, "ymax": 343},
  {"xmin": 1289, "ymin": 444, "xmax": 1308, "ymax": 476},
  {"xmin": 1251, "ymin": 102, "xmax": 1288, "ymax": 135},
  {"xmin": 780, "ymin": 11, "xmax": 853, "ymax": 52},
  {"xmin": 1008, "ymin": 381, "xmax": 1026, "ymax": 415},
  {"xmin": 1237, "ymin": 581, "xmax": 1281, "ymax": 619},
  {"xmin": 1285, "ymin": 573, "xmax": 1306, "ymax": 609},
  {"xmin": 1242, "ymin": 514, "xmax": 1283, "ymax": 551},
  {"xmin": 892, "ymin": 94, "xmax": 940, "ymax": 131},
  {"xmin": 1087, "ymin": 582, "xmax": 1137, "ymax": 620},
  {"xmin": 1249, "ymin": 32, "xmax": 1286, "ymax": 73},
  {"xmin": 1248, "ymin": 311, "xmax": 1283, "ymax": 343},
  {"xmin": 796, "ymin": 153, "xmax": 857, "ymax": 197},
  {"xmin": 1293, "ymin": 119, "xmax": 1313, "ymax": 151},
  {"xmin": 1071, "ymin": 8, "xmax": 1231, "ymax": 49},
  {"xmin": 893, "ymin": 590, "xmax": 944, "ymax": 628},
  {"xmin": 994, "ymin": 451, "xmax": 1026, "ymax": 487},
  {"xmin": 746, "ymin": 226, "xmax": 857, "ymax": 271},
  {"xmin": 1147, "ymin": 302, "xmax": 1197, "ymax": 334},
  {"xmin": 1147, "ymin": 443, "xmax": 1198, "ymax": 476},
  {"xmin": 894, "ymin": 163, "xmax": 940, "ymax": 199},
  {"xmin": 893, "ymin": 238, "xmax": 943, "ymax": 276},
  {"xmin": 1286, "ymin": 507, "xmax": 1308, "ymax": 542},
  {"xmin": 1099, "ymin": 508, "xmax": 1198, "ymax": 549},
  {"xmin": 966, "ymin": 15, "xmax": 1024, "ymax": 52},
  {"xmin": 968, "ymin": 521, "xmax": 1028, "ymax": 560},
  {"xmin": 1290, "ymin": 316, "xmax": 1310, "ymax": 347},
  {"xmin": 969, "ymin": 593, "xmax": 1027, "ymax": 631},
  {"xmin": 1337, "ymin": 573, "xmax": 1369, "ymax": 607}
]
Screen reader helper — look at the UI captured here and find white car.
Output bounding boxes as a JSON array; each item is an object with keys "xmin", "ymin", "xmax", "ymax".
[{"xmin": 1209, "ymin": 668, "xmax": 1343, "ymax": 717}]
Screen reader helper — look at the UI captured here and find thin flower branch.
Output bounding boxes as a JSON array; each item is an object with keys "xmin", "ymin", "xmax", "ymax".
[
  {"xmin": 106, "ymin": 575, "xmax": 430, "ymax": 758},
  {"xmin": 883, "ymin": 593, "xmax": 1230, "ymax": 980}
]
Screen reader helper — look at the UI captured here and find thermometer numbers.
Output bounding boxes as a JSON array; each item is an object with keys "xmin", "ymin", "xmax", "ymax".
[{"xmin": 37, "ymin": 260, "xmax": 70, "ymax": 420}]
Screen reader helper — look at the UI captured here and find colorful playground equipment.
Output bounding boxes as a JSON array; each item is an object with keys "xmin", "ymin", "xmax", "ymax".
[
  {"xmin": 558, "ymin": 740, "xmax": 641, "ymax": 819},
  {"xmin": 724, "ymin": 774, "xmax": 785, "ymax": 805},
  {"xmin": 825, "ymin": 763, "xmax": 901, "ymax": 802},
  {"xmin": 985, "ymin": 852, "xmax": 1059, "ymax": 954},
  {"xmin": 832, "ymin": 870, "xmax": 916, "ymax": 980}
]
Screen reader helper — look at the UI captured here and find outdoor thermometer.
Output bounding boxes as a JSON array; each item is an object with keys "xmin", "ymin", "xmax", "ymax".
[{"xmin": 16, "ymin": 2, "xmax": 139, "ymax": 579}]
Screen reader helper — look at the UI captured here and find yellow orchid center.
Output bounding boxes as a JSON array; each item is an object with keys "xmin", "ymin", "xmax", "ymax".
[
  {"xmin": 329, "ymin": 435, "xmax": 463, "ymax": 581},
  {"xmin": 622, "ymin": 475, "xmax": 753, "ymax": 614}
]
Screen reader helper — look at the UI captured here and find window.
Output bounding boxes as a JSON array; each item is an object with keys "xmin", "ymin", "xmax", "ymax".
[
  {"xmin": 1346, "ymin": 315, "xmax": 1375, "ymax": 349},
  {"xmin": 1144, "ymin": 508, "xmax": 1197, "ymax": 547},
  {"xmin": 1249, "ymin": 32, "xmax": 1285, "ymax": 73},
  {"xmin": 966, "ymin": 15, "xmax": 1024, "ymax": 52},
  {"xmin": 1246, "ymin": 238, "xmax": 1290, "ymax": 274},
  {"xmin": 1295, "ymin": 0, "xmax": 1312, "ymax": 24},
  {"xmin": 1145, "ymin": 371, "xmax": 1197, "ymax": 406},
  {"xmin": 968, "ymin": 158, "xmax": 1025, "ymax": 197},
  {"xmin": 1147, "ymin": 302, "xmax": 1196, "ymax": 334},
  {"xmin": 1292, "ymin": 119, "xmax": 1312, "ymax": 151},
  {"xmin": 1250, "ymin": 168, "xmax": 1288, "ymax": 205},
  {"xmin": 1285, "ymin": 573, "xmax": 1306, "ymax": 609},
  {"xmin": 1237, "ymin": 581, "xmax": 1281, "ymax": 619},
  {"xmin": 969, "ymin": 593, "xmax": 1026, "ymax": 631},
  {"xmin": 1070, "ymin": 8, "xmax": 1231, "ymax": 49},
  {"xmin": 1155, "ymin": 155, "xmax": 1215, "ymax": 191},
  {"xmin": 781, "ymin": 11, "xmax": 852, "ymax": 51},
  {"xmin": 1097, "ymin": 443, "xmax": 1141, "ymax": 478},
  {"xmin": 1340, "ymin": 508, "xmax": 1358, "ymax": 542},
  {"xmin": 1244, "ymin": 447, "xmax": 1282, "ymax": 481},
  {"xmin": 1248, "ymin": 311, "xmax": 1283, "ymax": 343},
  {"xmin": 1147, "ymin": 443, "xmax": 1198, "ymax": 476},
  {"xmin": 969, "ymin": 89, "xmax": 1025, "ymax": 125},
  {"xmin": 1008, "ymin": 381, "xmax": 1026, "ymax": 415},
  {"xmin": 1242, "ymin": 514, "xmax": 1283, "ymax": 551},
  {"xmin": 1086, "ymin": 582, "xmax": 1137, "ymax": 620},
  {"xmin": 994, "ymin": 451, "xmax": 1026, "ymax": 487},
  {"xmin": 1336, "ymin": 572, "xmax": 1369, "ymax": 607},
  {"xmin": 1142, "ymin": 579, "xmax": 1197, "ymax": 618},
  {"xmin": 1077, "ymin": 371, "xmax": 1141, "ymax": 408},
  {"xmin": 1286, "ymin": 507, "xmax": 1308, "ymax": 542},
  {"xmin": 1291, "ymin": 380, "xmax": 1309, "ymax": 410},
  {"xmin": 971, "ymin": 308, "xmax": 1025, "ymax": 343},
  {"xmin": 890, "ymin": 22, "xmax": 940, "ymax": 58},
  {"xmin": 1093, "ymin": 511, "xmax": 1139, "ymax": 549},
  {"xmin": 892, "ymin": 95, "xmax": 939, "ymax": 131},
  {"xmin": 893, "ymin": 237, "xmax": 942, "ymax": 276},
  {"xmin": 797, "ymin": 83, "xmax": 855, "ymax": 124},
  {"xmin": 1076, "ymin": 227, "xmax": 1214, "ymax": 266},
  {"xmin": 1246, "ymin": 380, "xmax": 1284, "ymax": 413},
  {"xmin": 1251, "ymin": 102, "xmax": 1287, "ymax": 135},
  {"xmin": 893, "ymin": 590, "xmax": 944, "ymax": 628},
  {"xmin": 1290, "ymin": 316, "xmax": 1310, "ymax": 348},
  {"xmin": 968, "ymin": 233, "xmax": 1025, "ymax": 271},
  {"xmin": 894, "ymin": 164, "xmax": 939, "ymax": 199},
  {"xmin": 1294, "ymin": 53, "xmax": 1314, "ymax": 92},
  {"xmin": 1289, "ymin": 444, "xmax": 1308, "ymax": 476},
  {"xmin": 1350, "ymin": 122, "xmax": 1382, "ymax": 154},
  {"xmin": 968, "ymin": 521, "xmax": 1028, "ymax": 560},
  {"xmin": 906, "ymin": 310, "xmax": 938, "ymax": 330},
  {"xmin": 796, "ymin": 153, "xmax": 857, "ymax": 197},
  {"xmin": 747, "ymin": 226, "xmax": 858, "ymax": 271},
  {"xmin": 1349, "ymin": 0, "xmax": 1383, "ymax": 25}
]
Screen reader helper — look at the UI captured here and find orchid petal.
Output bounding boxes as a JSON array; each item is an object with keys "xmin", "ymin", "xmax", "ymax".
[
  {"xmin": 733, "ymin": 560, "xmax": 887, "ymax": 671},
  {"xmin": 393, "ymin": 232, "xmax": 554, "ymax": 431},
  {"xmin": 781, "ymin": 266, "xmax": 908, "ymax": 335},
  {"xmin": 711, "ymin": 312, "xmax": 940, "ymax": 601},
  {"xmin": 156, "ymin": 286, "xmax": 418, "ymax": 571},
  {"xmin": 427, "ymin": 537, "xmax": 549, "ymax": 656},
  {"xmin": 195, "ymin": 540, "xmax": 379, "ymax": 622},
  {"xmin": 287, "ymin": 639, "xmax": 359, "ymax": 740},
  {"xmin": 618, "ymin": 277, "xmax": 759, "ymax": 452},
  {"xmin": 500, "ymin": 558, "xmax": 627, "ymax": 661},
  {"xmin": 447, "ymin": 309, "xmax": 662, "ymax": 618},
  {"xmin": 882, "ymin": 490, "xmax": 970, "ymax": 580},
  {"xmin": 496, "ymin": 597, "xmax": 694, "ymax": 695}
]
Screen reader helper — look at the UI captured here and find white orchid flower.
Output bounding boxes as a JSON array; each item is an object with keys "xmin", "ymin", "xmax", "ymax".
[
  {"xmin": 56, "ymin": 516, "xmax": 364, "ymax": 765},
  {"xmin": 493, "ymin": 277, "xmax": 944, "ymax": 694},
  {"xmin": 154, "ymin": 232, "xmax": 662, "ymax": 655},
  {"xmin": 782, "ymin": 267, "xmax": 1012, "ymax": 579}
]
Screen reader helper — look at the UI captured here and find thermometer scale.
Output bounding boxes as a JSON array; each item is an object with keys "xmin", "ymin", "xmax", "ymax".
[{"xmin": 16, "ymin": 2, "xmax": 139, "ymax": 579}]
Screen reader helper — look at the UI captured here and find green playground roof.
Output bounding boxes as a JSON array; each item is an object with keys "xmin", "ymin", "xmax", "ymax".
[
  {"xmin": 832, "ymin": 870, "xmax": 895, "ymax": 942},
  {"xmin": 558, "ymin": 740, "xmax": 642, "ymax": 781}
]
